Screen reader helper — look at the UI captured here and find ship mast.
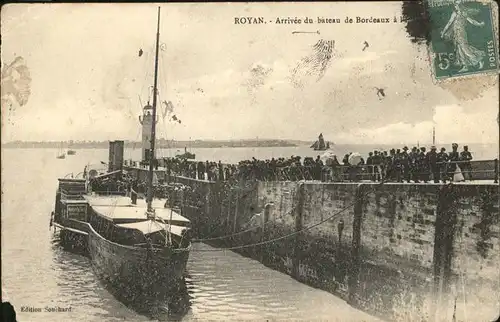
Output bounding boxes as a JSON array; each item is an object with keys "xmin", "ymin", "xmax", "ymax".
[
  {"xmin": 146, "ymin": 6, "xmax": 161, "ymax": 212},
  {"xmin": 432, "ymin": 126, "xmax": 436, "ymax": 145}
]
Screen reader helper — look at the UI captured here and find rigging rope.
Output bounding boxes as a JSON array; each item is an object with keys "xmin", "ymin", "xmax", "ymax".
[{"xmin": 158, "ymin": 51, "xmax": 173, "ymax": 159}]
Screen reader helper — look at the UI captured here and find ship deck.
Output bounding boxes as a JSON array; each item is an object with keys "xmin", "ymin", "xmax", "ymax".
[
  {"xmin": 116, "ymin": 220, "xmax": 187, "ymax": 236},
  {"xmin": 84, "ymin": 195, "xmax": 190, "ymax": 223}
]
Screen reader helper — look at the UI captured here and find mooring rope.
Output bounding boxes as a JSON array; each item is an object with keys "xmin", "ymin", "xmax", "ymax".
[
  {"xmin": 187, "ymin": 181, "xmax": 387, "ymax": 252},
  {"xmin": 192, "ymin": 205, "xmax": 297, "ymax": 242}
]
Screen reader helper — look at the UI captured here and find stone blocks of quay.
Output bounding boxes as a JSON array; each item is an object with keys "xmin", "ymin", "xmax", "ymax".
[{"xmin": 128, "ymin": 166, "xmax": 499, "ymax": 321}]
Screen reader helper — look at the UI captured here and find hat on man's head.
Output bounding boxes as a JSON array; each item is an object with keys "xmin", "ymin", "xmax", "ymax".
[
  {"xmin": 403, "ymin": 146, "xmax": 408, "ymax": 150},
  {"xmin": 452, "ymin": 143, "xmax": 458, "ymax": 148},
  {"xmin": 431, "ymin": 146, "xmax": 436, "ymax": 150}
]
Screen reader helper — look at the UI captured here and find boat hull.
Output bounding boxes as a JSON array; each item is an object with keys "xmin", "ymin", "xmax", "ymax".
[
  {"xmin": 86, "ymin": 223, "xmax": 190, "ymax": 302},
  {"xmin": 58, "ymin": 227, "xmax": 88, "ymax": 254}
]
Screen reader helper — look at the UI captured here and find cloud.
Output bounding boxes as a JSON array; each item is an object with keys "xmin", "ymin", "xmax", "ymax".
[
  {"xmin": 2, "ymin": 3, "xmax": 497, "ymax": 143},
  {"xmin": 329, "ymin": 104, "xmax": 499, "ymax": 145}
]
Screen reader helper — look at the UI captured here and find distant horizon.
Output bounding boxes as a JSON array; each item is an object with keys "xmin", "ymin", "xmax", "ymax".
[{"xmin": 2, "ymin": 139, "xmax": 498, "ymax": 145}]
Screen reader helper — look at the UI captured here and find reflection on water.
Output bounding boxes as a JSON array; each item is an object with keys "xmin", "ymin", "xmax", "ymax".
[{"xmin": 1, "ymin": 148, "xmax": 379, "ymax": 321}]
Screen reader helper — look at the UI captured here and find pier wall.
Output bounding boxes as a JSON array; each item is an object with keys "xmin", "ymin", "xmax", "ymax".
[
  {"xmin": 124, "ymin": 165, "xmax": 498, "ymax": 321},
  {"xmin": 173, "ymin": 176, "xmax": 499, "ymax": 321}
]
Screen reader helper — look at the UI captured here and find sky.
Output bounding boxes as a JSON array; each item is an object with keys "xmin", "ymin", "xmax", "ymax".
[{"xmin": 1, "ymin": 2, "xmax": 499, "ymax": 144}]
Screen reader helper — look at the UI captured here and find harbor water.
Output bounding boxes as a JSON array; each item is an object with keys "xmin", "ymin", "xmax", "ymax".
[{"xmin": 1, "ymin": 148, "xmax": 381, "ymax": 321}]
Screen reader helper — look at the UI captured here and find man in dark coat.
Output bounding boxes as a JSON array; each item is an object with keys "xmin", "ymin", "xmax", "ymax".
[
  {"xmin": 437, "ymin": 147, "xmax": 449, "ymax": 183},
  {"xmin": 366, "ymin": 152, "xmax": 374, "ymax": 181},
  {"xmin": 392, "ymin": 149, "xmax": 401, "ymax": 182},
  {"xmin": 197, "ymin": 161, "xmax": 205, "ymax": 180},
  {"xmin": 427, "ymin": 146, "xmax": 439, "ymax": 183},
  {"xmin": 419, "ymin": 147, "xmax": 429, "ymax": 183},
  {"xmin": 372, "ymin": 151, "xmax": 381, "ymax": 181},
  {"xmin": 218, "ymin": 161, "xmax": 224, "ymax": 181},
  {"xmin": 409, "ymin": 147, "xmax": 419, "ymax": 183},
  {"xmin": 401, "ymin": 146, "xmax": 410, "ymax": 182}
]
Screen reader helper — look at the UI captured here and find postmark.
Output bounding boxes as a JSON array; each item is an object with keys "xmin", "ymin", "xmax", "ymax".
[{"xmin": 427, "ymin": 0, "xmax": 499, "ymax": 80}]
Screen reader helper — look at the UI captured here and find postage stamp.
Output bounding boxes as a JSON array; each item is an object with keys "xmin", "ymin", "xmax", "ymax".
[{"xmin": 427, "ymin": 0, "xmax": 499, "ymax": 80}]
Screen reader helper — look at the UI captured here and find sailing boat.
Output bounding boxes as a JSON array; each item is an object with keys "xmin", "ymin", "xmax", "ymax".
[
  {"xmin": 51, "ymin": 7, "xmax": 192, "ymax": 301},
  {"xmin": 310, "ymin": 133, "xmax": 330, "ymax": 151},
  {"xmin": 56, "ymin": 142, "xmax": 66, "ymax": 159}
]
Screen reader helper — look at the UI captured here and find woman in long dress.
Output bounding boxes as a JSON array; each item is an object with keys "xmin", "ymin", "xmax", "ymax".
[{"xmin": 440, "ymin": 0, "xmax": 486, "ymax": 72}]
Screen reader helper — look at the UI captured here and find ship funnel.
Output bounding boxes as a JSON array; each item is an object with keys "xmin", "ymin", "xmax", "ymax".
[{"xmin": 108, "ymin": 140, "xmax": 124, "ymax": 172}]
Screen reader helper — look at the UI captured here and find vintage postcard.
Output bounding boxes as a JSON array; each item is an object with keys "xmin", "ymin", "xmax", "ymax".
[{"xmin": 1, "ymin": 2, "xmax": 498, "ymax": 322}]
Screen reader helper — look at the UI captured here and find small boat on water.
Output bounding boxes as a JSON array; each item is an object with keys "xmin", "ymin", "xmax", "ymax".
[
  {"xmin": 175, "ymin": 147, "xmax": 195, "ymax": 160},
  {"xmin": 310, "ymin": 133, "xmax": 331, "ymax": 151},
  {"xmin": 67, "ymin": 149, "xmax": 76, "ymax": 155},
  {"xmin": 51, "ymin": 7, "xmax": 192, "ymax": 303},
  {"xmin": 56, "ymin": 142, "xmax": 66, "ymax": 159}
]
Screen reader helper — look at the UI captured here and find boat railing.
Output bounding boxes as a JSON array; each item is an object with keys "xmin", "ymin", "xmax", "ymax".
[
  {"xmin": 90, "ymin": 190, "xmax": 129, "ymax": 196},
  {"xmin": 59, "ymin": 189, "xmax": 86, "ymax": 200}
]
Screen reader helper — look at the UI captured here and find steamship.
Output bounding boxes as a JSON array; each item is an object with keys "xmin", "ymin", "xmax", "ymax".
[{"xmin": 51, "ymin": 7, "xmax": 192, "ymax": 301}]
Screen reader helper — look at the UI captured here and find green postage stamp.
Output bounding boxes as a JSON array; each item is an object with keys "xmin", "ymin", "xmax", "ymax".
[{"xmin": 428, "ymin": 0, "xmax": 499, "ymax": 79}]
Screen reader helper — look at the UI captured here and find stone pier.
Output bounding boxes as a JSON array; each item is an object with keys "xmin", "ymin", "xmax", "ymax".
[{"xmin": 171, "ymin": 176, "xmax": 499, "ymax": 322}]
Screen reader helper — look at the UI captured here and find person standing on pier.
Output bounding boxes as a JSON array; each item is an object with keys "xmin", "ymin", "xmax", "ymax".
[
  {"xmin": 460, "ymin": 145, "xmax": 473, "ymax": 180},
  {"xmin": 401, "ymin": 147, "xmax": 410, "ymax": 182},
  {"xmin": 366, "ymin": 152, "xmax": 374, "ymax": 181},
  {"xmin": 315, "ymin": 156, "xmax": 323, "ymax": 180},
  {"xmin": 393, "ymin": 149, "xmax": 402, "ymax": 182},
  {"xmin": 437, "ymin": 147, "xmax": 449, "ymax": 183},
  {"xmin": 418, "ymin": 147, "xmax": 429, "ymax": 183},
  {"xmin": 387, "ymin": 149, "xmax": 394, "ymax": 181},
  {"xmin": 270, "ymin": 158, "xmax": 277, "ymax": 180},
  {"xmin": 372, "ymin": 151, "xmax": 381, "ymax": 181},
  {"xmin": 197, "ymin": 161, "xmax": 204, "ymax": 180},
  {"xmin": 381, "ymin": 151, "xmax": 389, "ymax": 180},
  {"xmin": 218, "ymin": 161, "xmax": 224, "ymax": 181},
  {"xmin": 205, "ymin": 161, "xmax": 210, "ymax": 181},
  {"xmin": 224, "ymin": 165, "xmax": 231, "ymax": 181},
  {"xmin": 342, "ymin": 154, "xmax": 350, "ymax": 181},
  {"xmin": 448, "ymin": 143, "xmax": 460, "ymax": 180},
  {"xmin": 330, "ymin": 155, "xmax": 341, "ymax": 181},
  {"xmin": 410, "ymin": 147, "xmax": 419, "ymax": 183},
  {"xmin": 427, "ymin": 146, "xmax": 440, "ymax": 183}
]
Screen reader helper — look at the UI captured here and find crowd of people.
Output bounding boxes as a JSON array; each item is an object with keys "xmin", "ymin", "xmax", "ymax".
[
  {"xmin": 132, "ymin": 143, "xmax": 475, "ymax": 183},
  {"xmin": 345, "ymin": 143, "xmax": 474, "ymax": 183}
]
